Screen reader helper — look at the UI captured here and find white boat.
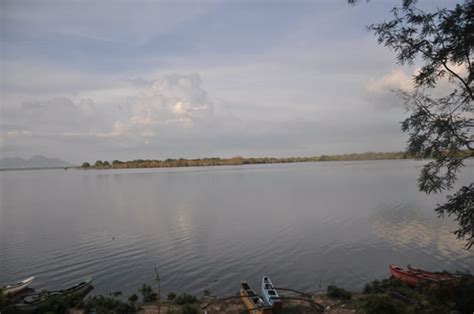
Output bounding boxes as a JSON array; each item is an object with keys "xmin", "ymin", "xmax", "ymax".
[
  {"xmin": 261, "ymin": 276, "xmax": 282, "ymax": 310},
  {"xmin": 2, "ymin": 276, "xmax": 35, "ymax": 296},
  {"xmin": 15, "ymin": 277, "xmax": 93, "ymax": 312}
]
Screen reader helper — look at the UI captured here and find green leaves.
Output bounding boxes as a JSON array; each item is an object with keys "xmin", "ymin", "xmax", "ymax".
[
  {"xmin": 369, "ymin": 1, "xmax": 473, "ymax": 100},
  {"xmin": 435, "ymin": 184, "xmax": 474, "ymax": 249},
  {"xmin": 368, "ymin": 0, "xmax": 473, "ymax": 248}
]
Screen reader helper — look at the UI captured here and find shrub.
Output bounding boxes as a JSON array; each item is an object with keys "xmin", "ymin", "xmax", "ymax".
[
  {"xmin": 139, "ymin": 284, "xmax": 157, "ymax": 303},
  {"xmin": 327, "ymin": 285, "xmax": 352, "ymax": 300},
  {"xmin": 0, "ymin": 290, "xmax": 18, "ymax": 314},
  {"xmin": 363, "ymin": 278, "xmax": 414, "ymax": 299},
  {"xmin": 423, "ymin": 276, "xmax": 474, "ymax": 313},
  {"xmin": 174, "ymin": 293, "xmax": 197, "ymax": 305},
  {"xmin": 167, "ymin": 292, "xmax": 177, "ymax": 301},
  {"xmin": 182, "ymin": 303, "xmax": 199, "ymax": 314},
  {"xmin": 363, "ymin": 295, "xmax": 406, "ymax": 314},
  {"xmin": 84, "ymin": 294, "xmax": 137, "ymax": 314}
]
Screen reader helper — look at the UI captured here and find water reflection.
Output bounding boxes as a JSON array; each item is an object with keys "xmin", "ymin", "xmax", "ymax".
[
  {"xmin": 1, "ymin": 161, "xmax": 473, "ymax": 296},
  {"xmin": 369, "ymin": 200, "xmax": 472, "ymax": 268}
]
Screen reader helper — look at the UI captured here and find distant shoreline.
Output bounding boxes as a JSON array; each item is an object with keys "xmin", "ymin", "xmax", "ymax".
[
  {"xmin": 81, "ymin": 151, "xmax": 421, "ymax": 170},
  {"xmin": 0, "ymin": 166, "xmax": 71, "ymax": 171},
  {"xmin": 80, "ymin": 150, "xmax": 473, "ymax": 170}
]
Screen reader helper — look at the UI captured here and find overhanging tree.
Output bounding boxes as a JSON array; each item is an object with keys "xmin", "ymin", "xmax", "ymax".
[{"xmin": 363, "ymin": 0, "xmax": 473, "ymax": 247}]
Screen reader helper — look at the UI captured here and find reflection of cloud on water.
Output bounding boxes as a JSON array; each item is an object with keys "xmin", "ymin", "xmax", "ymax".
[
  {"xmin": 434, "ymin": 226, "xmax": 471, "ymax": 259},
  {"xmin": 369, "ymin": 201, "xmax": 471, "ymax": 258},
  {"xmin": 176, "ymin": 201, "xmax": 192, "ymax": 233}
]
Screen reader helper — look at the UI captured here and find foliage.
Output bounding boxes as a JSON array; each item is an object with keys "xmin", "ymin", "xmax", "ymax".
[
  {"xmin": 128, "ymin": 293, "xmax": 139, "ymax": 303},
  {"xmin": 81, "ymin": 151, "xmax": 415, "ymax": 169},
  {"xmin": 327, "ymin": 285, "xmax": 352, "ymax": 300},
  {"xmin": 368, "ymin": 0, "xmax": 474, "ymax": 248},
  {"xmin": 181, "ymin": 303, "xmax": 199, "ymax": 314},
  {"xmin": 167, "ymin": 292, "xmax": 177, "ymax": 301},
  {"xmin": 0, "ymin": 289, "xmax": 17, "ymax": 314},
  {"xmin": 436, "ymin": 183, "xmax": 474, "ymax": 245},
  {"xmin": 174, "ymin": 293, "xmax": 198, "ymax": 305},
  {"xmin": 154, "ymin": 266, "xmax": 161, "ymax": 303},
  {"xmin": 422, "ymin": 276, "xmax": 474, "ymax": 314},
  {"xmin": 0, "ymin": 289, "xmax": 5, "ymax": 308},
  {"xmin": 203, "ymin": 289, "xmax": 211, "ymax": 297},
  {"xmin": 81, "ymin": 162, "xmax": 90, "ymax": 168},
  {"xmin": 363, "ymin": 295, "xmax": 406, "ymax": 314},
  {"xmin": 139, "ymin": 284, "xmax": 158, "ymax": 303},
  {"xmin": 83, "ymin": 292, "xmax": 138, "ymax": 313},
  {"xmin": 37, "ymin": 294, "xmax": 71, "ymax": 313},
  {"xmin": 363, "ymin": 278, "xmax": 411, "ymax": 295},
  {"xmin": 361, "ymin": 276, "xmax": 474, "ymax": 313}
]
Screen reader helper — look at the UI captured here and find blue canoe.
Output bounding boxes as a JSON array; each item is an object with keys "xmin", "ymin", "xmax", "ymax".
[{"xmin": 261, "ymin": 276, "xmax": 282, "ymax": 309}]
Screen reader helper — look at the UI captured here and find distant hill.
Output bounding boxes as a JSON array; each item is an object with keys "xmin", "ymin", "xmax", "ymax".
[{"xmin": 0, "ymin": 155, "xmax": 71, "ymax": 169}]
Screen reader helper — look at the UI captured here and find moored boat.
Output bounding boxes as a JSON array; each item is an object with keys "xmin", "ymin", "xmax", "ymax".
[
  {"xmin": 389, "ymin": 264, "xmax": 429, "ymax": 286},
  {"xmin": 407, "ymin": 265, "xmax": 460, "ymax": 279},
  {"xmin": 389, "ymin": 264, "xmax": 455, "ymax": 286},
  {"xmin": 240, "ymin": 281, "xmax": 272, "ymax": 314},
  {"xmin": 15, "ymin": 278, "xmax": 93, "ymax": 312},
  {"xmin": 2, "ymin": 276, "xmax": 35, "ymax": 296},
  {"xmin": 261, "ymin": 276, "xmax": 282, "ymax": 310}
]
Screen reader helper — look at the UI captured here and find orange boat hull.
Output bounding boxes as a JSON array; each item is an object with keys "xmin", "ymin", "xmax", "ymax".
[
  {"xmin": 389, "ymin": 264, "xmax": 455, "ymax": 287},
  {"xmin": 389, "ymin": 264, "xmax": 421, "ymax": 286}
]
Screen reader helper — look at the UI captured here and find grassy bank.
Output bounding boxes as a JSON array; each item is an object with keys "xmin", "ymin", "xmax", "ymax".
[{"xmin": 2, "ymin": 276, "xmax": 473, "ymax": 313}]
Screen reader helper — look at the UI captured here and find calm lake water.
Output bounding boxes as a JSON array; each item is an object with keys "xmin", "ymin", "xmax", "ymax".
[{"xmin": 1, "ymin": 160, "xmax": 473, "ymax": 296}]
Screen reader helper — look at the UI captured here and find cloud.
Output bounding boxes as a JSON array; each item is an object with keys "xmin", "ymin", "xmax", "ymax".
[
  {"xmin": 103, "ymin": 73, "xmax": 214, "ymax": 138},
  {"xmin": 366, "ymin": 69, "xmax": 414, "ymax": 94},
  {"xmin": 1, "ymin": 1, "xmax": 215, "ymax": 46},
  {"xmin": 0, "ymin": 70, "xmax": 408, "ymax": 163},
  {"xmin": 0, "ymin": 61, "xmax": 113, "ymax": 95},
  {"xmin": 1, "ymin": 97, "xmax": 105, "ymax": 138}
]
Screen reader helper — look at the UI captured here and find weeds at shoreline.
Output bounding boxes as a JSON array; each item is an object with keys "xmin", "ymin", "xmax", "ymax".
[{"xmin": 2, "ymin": 276, "xmax": 474, "ymax": 313}]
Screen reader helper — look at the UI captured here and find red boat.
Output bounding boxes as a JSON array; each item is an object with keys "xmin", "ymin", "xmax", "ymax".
[
  {"xmin": 389, "ymin": 264, "xmax": 423, "ymax": 286},
  {"xmin": 389, "ymin": 264, "xmax": 455, "ymax": 286},
  {"xmin": 407, "ymin": 265, "xmax": 459, "ymax": 280}
]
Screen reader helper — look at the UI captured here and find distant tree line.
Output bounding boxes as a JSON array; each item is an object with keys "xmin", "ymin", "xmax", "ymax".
[{"xmin": 80, "ymin": 151, "xmax": 471, "ymax": 170}]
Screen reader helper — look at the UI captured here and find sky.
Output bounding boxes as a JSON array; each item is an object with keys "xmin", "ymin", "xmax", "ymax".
[{"xmin": 0, "ymin": 0, "xmax": 459, "ymax": 164}]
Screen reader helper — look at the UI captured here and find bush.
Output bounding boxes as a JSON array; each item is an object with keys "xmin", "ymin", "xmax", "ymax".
[
  {"xmin": 0, "ymin": 290, "xmax": 18, "ymax": 314},
  {"xmin": 327, "ymin": 285, "xmax": 352, "ymax": 300},
  {"xmin": 363, "ymin": 295, "xmax": 406, "ymax": 314},
  {"xmin": 182, "ymin": 303, "xmax": 199, "ymax": 314},
  {"xmin": 167, "ymin": 292, "xmax": 177, "ymax": 301},
  {"xmin": 83, "ymin": 293, "xmax": 137, "ymax": 313},
  {"xmin": 174, "ymin": 293, "xmax": 197, "ymax": 305},
  {"xmin": 364, "ymin": 278, "xmax": 411, "ymax": 295},
  {"xmin": 139, "ymin": 284, "xmax": 158, "ymax": 303},
  {"xmin": 423, "ymin": 276, "xmax": 474, "ymax": 313}
]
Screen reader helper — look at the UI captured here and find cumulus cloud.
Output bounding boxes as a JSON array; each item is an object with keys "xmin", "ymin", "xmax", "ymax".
[
  {"xmin": 367, "ymin": 62, "xmax": 468, "ymax": 97},
  {"xmin": 0, "ymin": 69, "xmax": 408, "ymax": 163},
  {"xmin": 104, "ymin": 74, "xmax": 214, "ymax": 138},
  {"xmin": 366, "ymin": 69, "xmax": 414, "ymax": 94}
]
